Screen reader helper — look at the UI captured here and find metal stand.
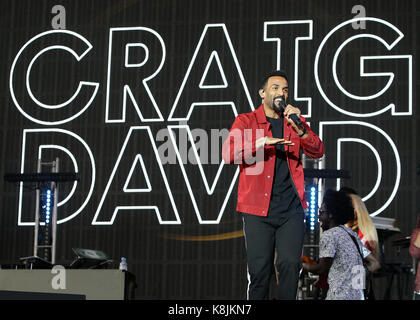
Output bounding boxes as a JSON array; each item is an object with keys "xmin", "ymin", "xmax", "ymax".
[
  {"xmin": 4, "ymin": 165, "xmax": 80, "ymax": 268},
  {"xmin": 33, "ymin": 158, "xmax": 59, "ymax": 264},
  {"xmin": 300, "ymin": 155, "xmax": 322, "ymax": 299},
  {"xmin": 302, "ymin": 155, "xmax": 323, "ymax": 261}
]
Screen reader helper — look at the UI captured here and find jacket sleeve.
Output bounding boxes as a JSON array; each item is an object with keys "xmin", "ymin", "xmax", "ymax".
[
  {"xmin": 409, "ymin": 229, "xmax": 420, "ymax": 260},
  {"xmin": 299, "ymin": 117, "xmax": 325, "ymax": 159},
  {"xmin": 222, "ymin": 115, "xmax": 263, "ymax": 165}
]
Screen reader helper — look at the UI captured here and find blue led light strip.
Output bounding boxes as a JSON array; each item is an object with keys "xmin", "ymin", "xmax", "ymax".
[{"xmin": 309, "ymin": 186, "xmax": 317, "ymax": 231}]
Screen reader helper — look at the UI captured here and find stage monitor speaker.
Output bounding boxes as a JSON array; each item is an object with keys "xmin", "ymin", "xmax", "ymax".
[
  {"xmin": 69, "ymin": 248, "xmax": 113, "ymax": 269},
  {"xmin": 19, "ymin": 256, "xmax": 53, "ymax": 269}
]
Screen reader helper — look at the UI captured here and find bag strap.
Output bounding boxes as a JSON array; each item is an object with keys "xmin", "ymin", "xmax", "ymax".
[
  {"xmin": 339, "ymin": 225, "xmax": 374, "ymax": 298},
  {"xmin": 339, "ymin": 225, "xmax": 365, "ymax": 261}
]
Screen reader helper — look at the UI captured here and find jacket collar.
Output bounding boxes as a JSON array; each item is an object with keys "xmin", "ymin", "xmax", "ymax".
[
  {"xmin": 255, "ymin": 104, "xmax": 268, "ymax": 124},
  {"xmin": 256, "ymin": 103, "xmax": 292, "ymax": 132}
]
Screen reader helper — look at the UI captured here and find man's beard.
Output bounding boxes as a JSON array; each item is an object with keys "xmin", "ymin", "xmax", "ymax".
[
  {"xmin": 272, "ymin": 95, "xmax": 286, "ymax": 113},
  {"xmin": 272, "ymin": 101, "xmax": 283, "ymax": 113}
]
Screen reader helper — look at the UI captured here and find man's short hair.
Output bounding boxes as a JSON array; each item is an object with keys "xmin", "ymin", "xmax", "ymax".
[
  {"xmin": 260, "ymin": 70, "xmax": 288, "ymax": 90},
  {"xmin": 322, "ymin": 189, "xmax": 354, "ymax": 225}
]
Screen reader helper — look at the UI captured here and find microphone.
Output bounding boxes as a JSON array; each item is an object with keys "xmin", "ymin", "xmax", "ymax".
[{"xmin": 273, "ymin": 96, "xmax": 302, "ymax": 127}]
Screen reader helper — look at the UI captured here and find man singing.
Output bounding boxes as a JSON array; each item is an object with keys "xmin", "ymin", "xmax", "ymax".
[{"xmin": 222, "ymin": 70, "xmax": 324, "ymax": 299}]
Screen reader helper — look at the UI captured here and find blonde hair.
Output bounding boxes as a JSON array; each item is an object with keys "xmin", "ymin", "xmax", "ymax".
[{"xmin": 349, "ymin": 194, "xmax": 379, "ymax": 258}]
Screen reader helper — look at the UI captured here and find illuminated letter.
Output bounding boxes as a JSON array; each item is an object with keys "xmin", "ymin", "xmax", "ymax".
[
  {"xmin": 10, "ymin": 30, "xmax": 99, "ymax": 125},
  {"xmin": 319, "ymin": 121, "xmax": 400, "ymax": 216},
  {"xmin": 106, "ymin": 27, "xmax": 165, "ymax": 123},
  {"xmin": 92, "ymin": 127, "xmax": 180, "ymax": 225},
  {"xmin": 315, "ymin": 17, "xmax": 412, "ymax": 117},
  {"xmin": 264, "ymin": 20, "xmax": 313, "ymax": 117},
  {"xmin": 167, "ymin": 23, "xmax": 253, "ymax": 121},
  {"xmin": 167, "ymin": 125, "xmax": 239, "ymax": 224},
  {"xmin": 19, "ymin": 129, "xmax": 95, "ymax": 225}
]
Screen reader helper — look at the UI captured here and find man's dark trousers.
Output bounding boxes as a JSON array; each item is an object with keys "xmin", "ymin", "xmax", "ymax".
[{"xmin": 242, "ymin": 209, "xmax": 305, "ymax": 300}]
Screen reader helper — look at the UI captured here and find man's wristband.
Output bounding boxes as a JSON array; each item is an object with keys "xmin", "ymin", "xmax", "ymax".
[{"xmin": 298, "ymin": 128, "xmax": 307, "ymax": 138}]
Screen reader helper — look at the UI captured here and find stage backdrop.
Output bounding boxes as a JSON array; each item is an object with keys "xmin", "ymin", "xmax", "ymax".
[{"xmin": 0, "ymin": 0, "xmax": 418, "ymax": 299}]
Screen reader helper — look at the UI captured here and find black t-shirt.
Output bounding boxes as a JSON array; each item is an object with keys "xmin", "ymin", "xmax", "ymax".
[{"xmin": 266, "ymin": 116, "xmax": 302, "ymax": 215}]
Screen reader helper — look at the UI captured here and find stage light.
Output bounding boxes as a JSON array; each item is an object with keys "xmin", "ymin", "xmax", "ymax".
[
  {"xmin": 44, "ymin": 188, "xmax": 53, "ymax": 225},
  {"xmin": 308, "ymin": 185, "xmax": 318, "ymax": 231}
]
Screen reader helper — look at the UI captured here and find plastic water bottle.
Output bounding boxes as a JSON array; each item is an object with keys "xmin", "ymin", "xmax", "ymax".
[{"xmin": 119, "ymin": 257, "xmax": 128, "ymax": 271}]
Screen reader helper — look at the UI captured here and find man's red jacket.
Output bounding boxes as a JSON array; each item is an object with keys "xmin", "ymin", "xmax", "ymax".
[{"xmin": 222, "ymin": 104, "xmax": 324, "ymax": 216}]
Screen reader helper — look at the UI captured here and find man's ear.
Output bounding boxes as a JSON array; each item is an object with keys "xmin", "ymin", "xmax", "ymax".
[{"xmin": 259, "ymin": 89, "xmax": 265, "ymax": 99}]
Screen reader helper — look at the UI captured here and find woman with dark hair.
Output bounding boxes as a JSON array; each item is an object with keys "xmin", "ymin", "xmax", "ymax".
[{"xmin": 303, "ymin": 189, "xmax": 380, "ymax": 300}]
